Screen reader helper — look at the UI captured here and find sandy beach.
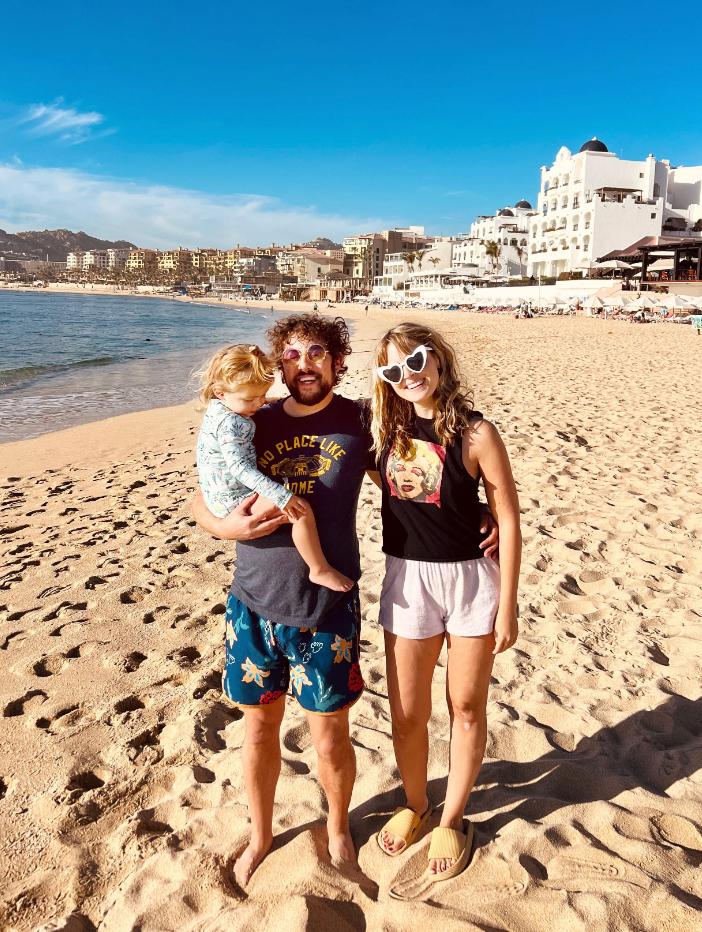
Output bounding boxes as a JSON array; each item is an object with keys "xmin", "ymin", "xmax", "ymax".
[{"xmin": 1, "ymin": 310, "xmax": 701, "ymax": 932}]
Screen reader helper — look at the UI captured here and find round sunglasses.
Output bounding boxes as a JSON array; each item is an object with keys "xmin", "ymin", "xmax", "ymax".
[
  {"xmin": 377, "ymin": 345, "xmax": 433, "ymax": 384},
  {"xmin": 282, "ymin": 343, "xmax": 327, "ymax": 365}
]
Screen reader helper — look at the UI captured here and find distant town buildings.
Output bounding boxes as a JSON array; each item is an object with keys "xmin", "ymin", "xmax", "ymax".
[{"xmin": 7, "ymin": 137, "xmax": 702, "ymax": 295}]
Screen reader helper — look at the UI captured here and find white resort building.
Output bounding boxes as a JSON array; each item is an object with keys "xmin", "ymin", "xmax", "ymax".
[
  {"xmin": 452, "ymin": 201, "xmax": 534, "ymax": 279},
  {"xmin": 528, "ymin": 138, "xmax": 702, "ymax": 279}
]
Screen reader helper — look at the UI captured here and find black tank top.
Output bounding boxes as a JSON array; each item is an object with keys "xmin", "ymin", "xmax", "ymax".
[{"xmin": 379, "ymin": 412, "xmax": 486, "ymax": 562}]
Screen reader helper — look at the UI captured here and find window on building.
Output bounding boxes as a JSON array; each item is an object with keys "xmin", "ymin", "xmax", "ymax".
[
  {"xmin": 651, "ymin": 213, "xmax": 656, "ymax": 219},
  {"xmin": 640, "ymin": 173, "xmax": 644, "ymax": 179}
]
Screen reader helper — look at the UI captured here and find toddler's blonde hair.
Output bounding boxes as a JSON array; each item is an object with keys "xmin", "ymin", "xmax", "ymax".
[{"xmin": 198, "ymin": 343, "xmax": 275, "ymax": 406}]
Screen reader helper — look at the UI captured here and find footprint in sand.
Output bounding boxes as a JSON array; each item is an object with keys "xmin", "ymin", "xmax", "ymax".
[
  {"xmin": 119, "ymin": 587, "xmax": 151, "ymax": 604},
  {"xmin": 1, "ymin": 630, "xmax": 32, "ymax": 650},
  {"xmin": 36, "ymin": 704, "xmax": 86, "ymax": 732},
  {"xmin": 283, "ymin": 722, "xmax": 313, "ymax": 755},
  {"xmin": 3, "ymin": 689, "xmax": 49, "ymax": 718},
  {"xmin": 651, "ymin": 815, "xmax": 702, "ymax": 852},
  {"xmin": 545, "ymin": 846, "xmax": 651, "ymax": 892}
]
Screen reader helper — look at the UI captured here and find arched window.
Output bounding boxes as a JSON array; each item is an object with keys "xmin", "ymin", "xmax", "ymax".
[
  {"xmin": 520, "ymin": 238, "xmax": 527, "ymax": 246},
  {"xmin": 574, "ymin": 160, "xmax": 583, "ymax": 183},
  {"xmin": 572, "ymin": 214, "xmax": 580, "ymax": 231},
  {"xmin": 510, "ymin": 239, "xmax": 517, "ymax": 246},
  {"xmin": 550, "ymin": 199, "xmax": 557, "ymax": 211},
  {"xmin": 584, "ymin": 212, "xmax": 592, "ymax": 230},
  {"xmin": 563, "ymin": 174, "xmax": 570, "ymax": 186},
  {"xmin": 583, "ymin": 236, "xmax": 590, "ymax": 252},
  {"xmin": 561, "ymin": 196, "xmax": 568, "ymax": 209}
]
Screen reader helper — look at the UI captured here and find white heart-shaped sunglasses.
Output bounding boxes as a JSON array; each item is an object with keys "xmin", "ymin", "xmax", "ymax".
[{"xmin": 376, "ymin": 345, "xmax": 433, "ymax": 384}]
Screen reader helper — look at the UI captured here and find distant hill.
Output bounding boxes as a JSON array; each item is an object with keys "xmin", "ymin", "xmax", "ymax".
[{"xmin": 0, "ymin": 229, "xmax": 136, "ymax": 262}]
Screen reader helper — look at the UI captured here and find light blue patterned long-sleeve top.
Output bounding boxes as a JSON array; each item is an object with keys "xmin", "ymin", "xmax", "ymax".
[{"xmin": 196, "ymin": 399, "xmax": 292, "ymax": 518}]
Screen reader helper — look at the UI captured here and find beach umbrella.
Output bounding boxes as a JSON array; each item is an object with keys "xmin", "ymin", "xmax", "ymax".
[
  {"xmin": 597, "ymin": 260, "xmax": 634, "ymax": 270},
  {"xmin": 654, "ymin": 294, "xmax": 693, "ymax": 310},
  {"xmin": 583, "ymin": 295, "xmax": 606, "ymax": 309},
  {"xmin": 630, "ymin": 294, "xmax": 659, "ymax": 309}
]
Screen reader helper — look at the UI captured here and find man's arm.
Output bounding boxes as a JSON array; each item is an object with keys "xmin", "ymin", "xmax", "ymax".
[{"xmin": 192, "ymin": 490, "xmax": 287, "ymax": 541}]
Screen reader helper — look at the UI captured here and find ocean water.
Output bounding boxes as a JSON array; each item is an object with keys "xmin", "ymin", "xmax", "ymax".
[{"xmin": 0, "ymin": 291, "xmax": 271, "ymax": 443}]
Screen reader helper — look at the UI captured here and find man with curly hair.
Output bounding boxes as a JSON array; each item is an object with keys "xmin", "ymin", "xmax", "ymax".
[{"xmin": 192, "ymin": 314, "xmax": 376, "ymax": 886}]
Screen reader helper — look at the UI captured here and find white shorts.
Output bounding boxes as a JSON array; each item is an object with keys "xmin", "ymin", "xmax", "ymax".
[{"xmin": 378, "ymin": 554, "xmax": 501, "ymax": 640}]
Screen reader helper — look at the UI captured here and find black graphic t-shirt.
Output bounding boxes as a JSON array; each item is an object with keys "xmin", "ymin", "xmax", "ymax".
[
  {"xmin": 230, "ymin": 394, "xmax": 375, "ymax": 627},
  {"xmin": 379, "ymin": 413, "xmax": 487, "ymax": 562}
]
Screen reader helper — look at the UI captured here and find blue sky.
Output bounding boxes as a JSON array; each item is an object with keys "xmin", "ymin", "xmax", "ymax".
[{"xmin": 2, "ymin": 0, "xmax": 702, "ymax": 247}]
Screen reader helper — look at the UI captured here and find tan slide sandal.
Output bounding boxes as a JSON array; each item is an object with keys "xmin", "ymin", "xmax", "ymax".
[
  {"xmin": 389, "ymin": 821, "xmax": 474, "ymax": 900},
  {"xmin": 376, "ymin": 805, "xmax": 433, "ymax": 857}
]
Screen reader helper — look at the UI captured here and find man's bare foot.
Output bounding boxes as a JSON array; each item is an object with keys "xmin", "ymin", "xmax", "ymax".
[
  {"xmin": 379, "ymin": 799, "xmax": 429, "ymax": 855},
  {"xmin": 233, "ymin": 836, "xmax": 272, "ymax": 887},
  {"xmin": 309, "ymin": 567, "xmax": 354, "ymax": 592},
  {"xmin": 328, "ymin": 827, "xmax": 356, "ymax": 863}
]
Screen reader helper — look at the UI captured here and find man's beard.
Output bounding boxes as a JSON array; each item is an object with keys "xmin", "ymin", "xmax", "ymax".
[{"xmin": 284, "ymin": 368, "xmax": 334, "ymax": 406}]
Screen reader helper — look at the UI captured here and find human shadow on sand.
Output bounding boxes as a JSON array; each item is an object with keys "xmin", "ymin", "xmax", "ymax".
[{"xmin": 349, "ymin": 693, "xmax": 702, "ymax": 853}]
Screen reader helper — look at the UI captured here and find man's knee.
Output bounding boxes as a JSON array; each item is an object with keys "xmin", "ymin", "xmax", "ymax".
[
  {"xmin": 311, "ymin": 719, "xmax": 351, "ymax": 762},
  {"xmin": 244, "ymin": 711, "xmax": 283, "ymax": 747}
]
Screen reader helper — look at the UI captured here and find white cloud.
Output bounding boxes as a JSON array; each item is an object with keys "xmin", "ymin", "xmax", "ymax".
[
  {"xmin": 21, "ymin": 100, "xmax": 108, "ymax": 144},
  {"xmin": 0, "ymin": 163, "xmax": 384, "ymax": 248}
]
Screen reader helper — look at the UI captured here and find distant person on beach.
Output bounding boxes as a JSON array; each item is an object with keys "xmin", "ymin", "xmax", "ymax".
[
  {"xmin": 196, "ymin": 343, "xmax": 352, "ymax": 593},
  {"xmin": 370, "ymin": 322, "xmax": 520, "ymax": 892},
  {"xmin": 191, "ymin": 316, "xmax": 379, "ymax": 886}
]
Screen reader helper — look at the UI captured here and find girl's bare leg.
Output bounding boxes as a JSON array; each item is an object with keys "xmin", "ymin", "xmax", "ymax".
[
  {"xmin": 249, "ymin": 495, "xmax": 352, "ymax": 592},
  {"xmin": 379, "ymin": 630, "xmax": 444, "ymax": 854},
  {"xmin": 429, "ymin": 632, "xmax": 494, "ymax": 876}
]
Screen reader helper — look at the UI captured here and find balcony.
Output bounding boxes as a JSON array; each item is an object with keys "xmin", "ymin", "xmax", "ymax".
[{"xmin": 584, "ymin": 222, "xmax": 591, "ymax": 229}]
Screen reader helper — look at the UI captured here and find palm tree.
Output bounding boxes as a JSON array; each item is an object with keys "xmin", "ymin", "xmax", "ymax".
[
  {"xmin": 514, "ymin": 243, "xmax": 526, "ymax": 278},
  {"xmin": 414, "ymin": 249, "xmax": 428, "ymax": 272},
  {"xmin": 428, "ymin": 256, "xmax": 441, "ymax": 268},
  {"xmin": 403, "ymin": 251, "xmax": 417, "ymax": 274},
  {"xmin": 484, "ymin": 240, "xmax": 501, "ymax": 278}
]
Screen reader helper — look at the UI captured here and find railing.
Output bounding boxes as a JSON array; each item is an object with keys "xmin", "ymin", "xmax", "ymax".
[
  {"xmin": 572, "ymin": 225, "xmax": 579, "ymax": 232},
  {"xmin": 584, "ymin": 222, "xmax": 591, "ymax": 229}
]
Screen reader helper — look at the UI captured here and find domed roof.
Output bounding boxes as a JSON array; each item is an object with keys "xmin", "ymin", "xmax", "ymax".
[
  {"xmin": 497, "ymin": 207, "xmax": 514, "ymax": 217},
  {"xmin": 579, "ymin": 137, "xmax": 608, "ymax": 153},
  {"xmin": 514, "ymin": 199, "xmax": 532, "ymax": 209}
]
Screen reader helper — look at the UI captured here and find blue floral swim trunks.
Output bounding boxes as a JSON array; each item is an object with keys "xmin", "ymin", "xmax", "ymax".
[{"xmin": 222, "ymin": 588, "xmax": 364, "ymax": 714}]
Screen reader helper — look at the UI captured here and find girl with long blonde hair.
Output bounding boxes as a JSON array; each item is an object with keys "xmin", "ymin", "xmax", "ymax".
[{"xmin": 370, "ymin": 322, "xmax": 521, "ymax": 894}]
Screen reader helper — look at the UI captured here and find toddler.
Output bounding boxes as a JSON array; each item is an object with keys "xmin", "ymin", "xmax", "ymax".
[{"xmin": 196, "ymin": 343, "xmax": 352, "ymax": 592}]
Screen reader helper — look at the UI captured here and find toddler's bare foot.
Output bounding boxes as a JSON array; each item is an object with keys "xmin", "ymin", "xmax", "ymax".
[
  {"xmin": 233, "ymin": 836, "xmax": 272, "ymax": 887},
  {"xmin": 309, "ymin": 567, "xmax": 354, "ymax": 592}
]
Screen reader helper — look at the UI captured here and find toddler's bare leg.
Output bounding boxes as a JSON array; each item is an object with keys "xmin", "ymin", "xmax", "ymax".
[{"xmin": 291, "ymin": 509, "xmax": 353, "ymax": 593}]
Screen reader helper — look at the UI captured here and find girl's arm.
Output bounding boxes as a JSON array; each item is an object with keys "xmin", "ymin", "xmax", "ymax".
[{"xmin": 463, "ymin": 421, "xmax": 521, "ymax": 654}]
